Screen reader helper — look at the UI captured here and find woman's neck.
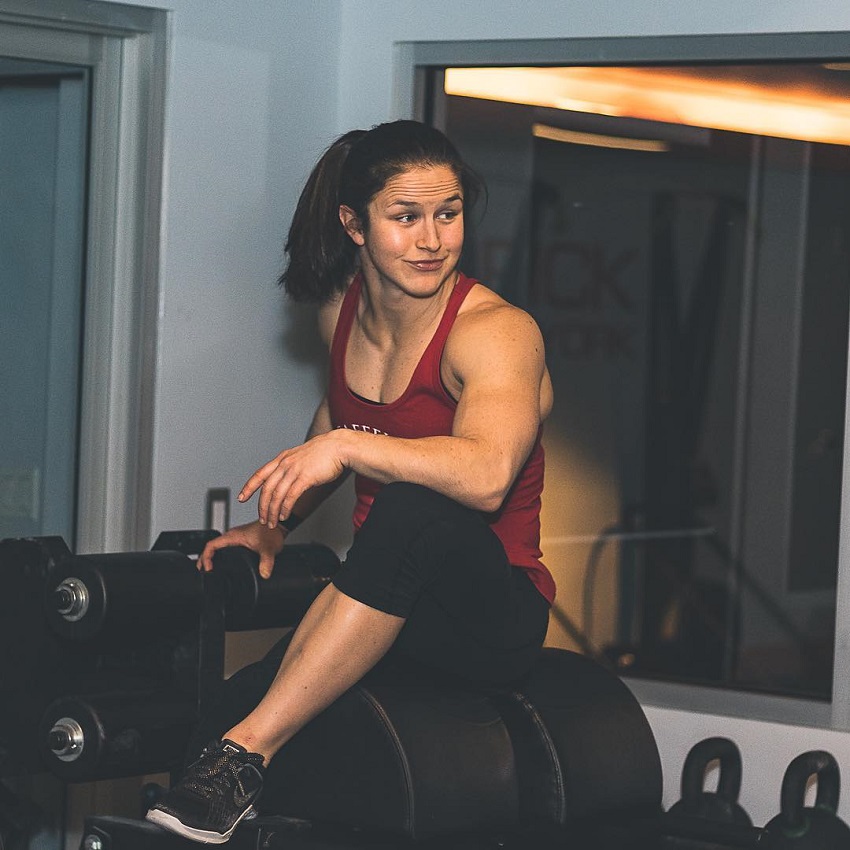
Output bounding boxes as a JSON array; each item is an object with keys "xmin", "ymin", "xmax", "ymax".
[{"xmin": 357, "ymin": 268, "xmax": 458, "ymax": 344}]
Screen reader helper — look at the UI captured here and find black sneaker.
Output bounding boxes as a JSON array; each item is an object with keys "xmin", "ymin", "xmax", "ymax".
[{"xmin": 145, "ymin": 739, "xmax": 264, "ymax": 844}]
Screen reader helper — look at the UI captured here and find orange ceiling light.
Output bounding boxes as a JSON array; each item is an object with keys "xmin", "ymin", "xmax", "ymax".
[{"xmin": 444, "ymin": 66, "xmax": 850, "ymax": 146}]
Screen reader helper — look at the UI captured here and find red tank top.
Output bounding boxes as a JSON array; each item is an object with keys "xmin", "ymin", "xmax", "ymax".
[{"xmin": 327, "ymin": 272, "xmax": 555, "ymax": 604}]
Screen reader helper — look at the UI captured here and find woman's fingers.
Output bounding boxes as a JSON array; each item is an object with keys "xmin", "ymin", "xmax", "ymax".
[
  {"xmin": 242, "ymin": 436, "xmax": 343, "ymax": 527},
  {"xmin": 271, "ymin": 477, "xmax": 308, "ymax": 527},
  {"xmin": 257, "ymin": 551, "xmax": 275, "ymax": 580},
  {"xmin": 197, "ymin": 533, "xmax": 228, "ymax": 572},
  {"xmin": 264, "ymin": 462, "xmax": 303, "ymax": 529},
  {"xmin": 194, "ymin": 520, "xmax": 286, "ymax": 580},
  {"xmin": 238, "ymin": 453, "xmax": 285, "ymax": 502},
  {"xmin": 257, "ymin": 459, "xmax": 292, "ymax": 526}
]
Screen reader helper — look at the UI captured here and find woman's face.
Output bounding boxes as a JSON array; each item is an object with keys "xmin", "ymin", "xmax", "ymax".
[{"xmin": 340, "ymin": 164, "xmax": 465, "ymax": 298}]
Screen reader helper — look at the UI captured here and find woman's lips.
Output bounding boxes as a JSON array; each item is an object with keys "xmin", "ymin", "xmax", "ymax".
[{"xmin": 408, "ymin": 259, "xmax": 445, "ymax": 271}]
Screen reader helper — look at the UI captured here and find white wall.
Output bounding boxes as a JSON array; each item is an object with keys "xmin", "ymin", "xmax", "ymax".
[
  {"xmin": 336, "ymin": 0, "xmax": 850, "ymax": 127},
  {"xmin": 114, "ymin": 0, "xmax": 850, "ymax": 830},
  {"xmin": 117, "ymin": 0, "xmax": 351, "ymax": 551},
  {"xmin": 329, "ymin": 0, "xmax": 850, "ymax": 826}
]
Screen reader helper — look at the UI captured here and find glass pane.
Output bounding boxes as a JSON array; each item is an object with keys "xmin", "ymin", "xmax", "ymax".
[
  {"xmin": 439, "ymin": 63, "xmax": 850, "ymax": 701},
  {"xmin": 0, "ymin": 60, "xmax": 88, "ymax": 546},
  {"xmin": 0, "ymin": 57, "xmax": 89, "ymax": 850}
]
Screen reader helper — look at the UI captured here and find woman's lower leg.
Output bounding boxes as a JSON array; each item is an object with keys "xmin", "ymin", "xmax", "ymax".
[{"xmin": 223, "ymin": 583, "xmax": 405, "ymax": 764}]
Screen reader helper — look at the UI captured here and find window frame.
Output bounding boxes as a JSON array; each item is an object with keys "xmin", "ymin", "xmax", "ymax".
[
  {"xmin": 399, "ymin": 31, "xmax": 850, "ymax": 730},
  {"xmin": 0, "ymin": 0, "xmax": 167, "ymax": 554}
]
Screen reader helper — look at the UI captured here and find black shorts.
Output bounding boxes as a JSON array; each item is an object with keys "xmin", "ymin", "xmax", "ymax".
[{"xmin": 332, "ymin": 482, "xmax": 550, "ymax": 686}]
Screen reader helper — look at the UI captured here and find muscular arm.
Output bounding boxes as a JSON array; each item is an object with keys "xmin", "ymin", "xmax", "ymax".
[
  {"xmin": 246, "ymin": 303, "xmax": 550, "ymax": 528},
  {"xmin": 338, "ymin": 305, "xmax": 546, "ymax": 511}
]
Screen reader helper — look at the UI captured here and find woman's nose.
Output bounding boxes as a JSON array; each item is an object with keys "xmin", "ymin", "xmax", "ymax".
[{"xmin": 416, "ymin": 219, "xmax": 440, "ymax": 251}]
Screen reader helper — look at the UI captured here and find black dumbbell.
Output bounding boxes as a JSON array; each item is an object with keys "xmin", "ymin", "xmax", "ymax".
[
  {"xmin": 765, "ymin": 750, "xmax": 850, "ymax": 849},
  {"xmin": 44, "ymin": 550, "xmax": 204, "ymax": 641},
  {"xmin": 40, "ymin": 691, "xmax": 196, "ymax": 782},
  {"xmin": 214, "ymin": 543, "xmax": 340, "ymax": 631}
]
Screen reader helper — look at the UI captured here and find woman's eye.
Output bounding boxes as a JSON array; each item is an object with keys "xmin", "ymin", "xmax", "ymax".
[
  {"xmin": 439, "ymin": 209, "xmax": 460, "ymax": 220},
  {"xmin": 397, "ymin": 214, "xmax": 416, "ymax": 223}
]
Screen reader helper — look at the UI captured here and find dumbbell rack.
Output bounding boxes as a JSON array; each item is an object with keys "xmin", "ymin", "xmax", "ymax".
[
  {"xmin": 8, "ymin": 534, "xmax": 847, "ymax": 850},
  {"xmin": 0, "ymin": 530, "xmax": 337, "ymax": 849},
  {"xmin": 20, "ymin": 532, "xmax": 226, "ymax": 785}
]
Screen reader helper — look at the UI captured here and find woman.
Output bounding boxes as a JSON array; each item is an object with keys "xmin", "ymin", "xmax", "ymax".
[{"xmin": 147, "ymin": 120, "xmax": 555, "ymax": 844}]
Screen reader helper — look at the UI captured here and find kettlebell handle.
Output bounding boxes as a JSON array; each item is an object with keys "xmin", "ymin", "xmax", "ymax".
[
  {"xmin": 780, "ymin": 750, "xmax": 841, "ymax": 831},
  {"xmin": 682, "ymin": 737, "xmax": 743, "ymax": 804}
]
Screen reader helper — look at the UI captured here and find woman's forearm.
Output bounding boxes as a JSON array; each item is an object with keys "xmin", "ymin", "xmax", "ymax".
[{"xmin": 334, "ymin": 428, "xmax": 523, "ymax": 513}]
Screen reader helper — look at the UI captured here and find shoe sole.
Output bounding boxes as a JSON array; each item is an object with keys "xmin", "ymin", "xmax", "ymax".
[{"xmin": 145, "ymin": 805, "xmax": 256, "ymax": 844}]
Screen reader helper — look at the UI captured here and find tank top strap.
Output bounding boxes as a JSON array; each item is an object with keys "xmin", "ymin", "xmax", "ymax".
[
  {"xmin": 329, "ymin": 274, "xmax": 363, "ymax": 369},
  {"xmin": 425, "ymin": 272, "xmax": 476, "ymax": 358}
]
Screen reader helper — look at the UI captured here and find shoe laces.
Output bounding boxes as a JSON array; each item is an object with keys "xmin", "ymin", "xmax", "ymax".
[{"xmin": 182, "ymin": 744, "xmax": 257, "ymax": 798}]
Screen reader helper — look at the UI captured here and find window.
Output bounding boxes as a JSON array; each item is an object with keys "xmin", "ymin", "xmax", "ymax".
[
  {"xmin": 409, "ymin": 33, "xmax": 850, "ymax": 729},
  {"xmin": 0, "ymin": 1, "xmax": 167, "ymax": 553},
  {"xmin": 0, "ymin": 59, "xmax": 89, "ymax": 546}
]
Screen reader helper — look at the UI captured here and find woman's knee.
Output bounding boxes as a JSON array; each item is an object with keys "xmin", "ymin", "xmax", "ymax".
[{"xmin": 368, "ymin": 482, "xmax": 473, "ymax": 526}]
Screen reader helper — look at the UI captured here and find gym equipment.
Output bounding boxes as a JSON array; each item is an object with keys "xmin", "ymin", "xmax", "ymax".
[
  {"xmin": 79, "ymin": 812, "xmax": 659, "ymax": 850},
  {"xmin": 32, "ymin": 533, "xmax": 226, "ymax": 784},
  {"xmin": 213, "ymin": 543, "xmax": 339, "ymax": 631},
  {"xmin": 39, "ymin": 692, "xmax": 196, "ymax": 783},
  {"xmin": 183, "ymin": 634, "xmax": 662, "ymax": 843},
  {"xmin": 150, "ymin": 529, "xmax": 219, "ymax": 555},
  {"xmin": 44, "ymin": 550, "xmax": 205, "ymax": 642},
  {"xmin": 668, "ymin": 737, "xmax": 752, "ymax": 826},
  {"xmin": 43, "ymin": 535, "xmax": 340, "ymax": 640},
  {"xmin": 489, "ymin": 648, "xmax": 661, "ymax": 828},
  {"xmin": 3, "ymin": 531, "xmax": 674, "ymax": 848},
  {"xmin": 25, "ymin": 533, "xmax": 338, "ymax": 783},
  {"xmin": 0, "ymin": 536, "xmax": 85, "ymax": 774},
  {"xmin": 764, "ymin": 750, "xmax": 850, "ymax": 849},
  {"xmin": 660, "ymin": 820, "xmax": 770, "ymax": 848},
  {"xmin": 0, "ymin": 777, "xmax": 49, "ymax": 850}
]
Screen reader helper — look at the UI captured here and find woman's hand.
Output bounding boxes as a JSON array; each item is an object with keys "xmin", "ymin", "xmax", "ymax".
[
  {"xmin": 238, "ymin": 431, "xmax": 349, "ymax": 530},
  {"xmin": 197, "ymin": 520, "xmax": 286, "ymax": 579}
]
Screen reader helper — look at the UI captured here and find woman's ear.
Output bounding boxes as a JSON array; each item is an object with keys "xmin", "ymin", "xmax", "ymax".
[{"xmin": 339, "ymin": 205, "xmax": 365, "ymax": 246}]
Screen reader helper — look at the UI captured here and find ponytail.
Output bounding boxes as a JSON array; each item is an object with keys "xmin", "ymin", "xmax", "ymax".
[
  {"xmin": 280, "ymin": 121, "xmax": 483, "ymax": 303},
  {"xmin": 280, "ymin": 130, "xmax": 365, "ymax": 302}
]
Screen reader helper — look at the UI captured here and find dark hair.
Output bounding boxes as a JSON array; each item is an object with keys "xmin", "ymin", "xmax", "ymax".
[{"xmin": 280, "ymin": 120, "xmax": 483, "ymax": 302}]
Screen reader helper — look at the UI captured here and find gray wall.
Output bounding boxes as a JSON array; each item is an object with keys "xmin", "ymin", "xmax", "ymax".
[{"xmin": 118, "ymin": 0, "xmax": 850, "ymax": 827}]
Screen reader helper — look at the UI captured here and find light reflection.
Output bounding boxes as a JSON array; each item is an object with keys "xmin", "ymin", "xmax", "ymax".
[
  {"xmin": 532, "ymin": 122, "xmax": 669, "ymax": 152},
  {"xmin": 445, "ymin": 66, "xmax": 850, "ymax": 146}
]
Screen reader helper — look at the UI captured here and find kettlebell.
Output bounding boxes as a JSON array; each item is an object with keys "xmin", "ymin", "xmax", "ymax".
[
  {"xmin": 668, "ymin": 737, "xmax": 752, "ymax": 826},
  {"xmin": 765, "ymin": 750, "xmax": 850, "ymax": 849}
]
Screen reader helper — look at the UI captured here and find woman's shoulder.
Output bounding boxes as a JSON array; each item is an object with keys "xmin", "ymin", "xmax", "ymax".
[
  {"xmin": 444, "ymin": 275, "xmax": 548, "ymax": 397},
  {"xmin": 447, "ymin": 276, "xmax": 545, "ymax": 371},
  {"xmin": 457, "ymin": 277, "xmax": 540, "ymax": 336}
]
